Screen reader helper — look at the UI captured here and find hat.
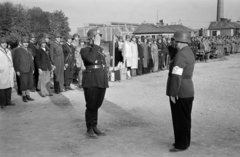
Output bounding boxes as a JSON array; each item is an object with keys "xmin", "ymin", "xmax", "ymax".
[
  {"xmin": 21, "ymin": 37, "xmax": 29, "ymax": 43},
  {"xmin": 55, "ymin": 32, "xmax": 62, "ymax": 38},
  {"xmin": 60, "ymin": 38, "xmax": 65, "ymax": 42},
  {"xmin": 79, "ymin": 36, "xmax": 88, "ymax": 42},
  {"xmin": 0, "ymin": 38, "xmax": 8, "ymax": 44},
  {"xmin": 39, "ymin": 38, "xmax": 47, "ymax": 44},
  {"xmin": 65, "ymin": 34, "xmax": 73, "ymax": 40},
  {"xmin": 73, "ymin": 33, "xmax": 80, "ymax": 39},
  {"xmin": 30, "ymin": 33, "xmax": 36, "ymax": 38},
  {"xmin": 125, "ymin": 35, "xmax": 130, "ymax": 39},
  {"xmin": 44, "ymin": 34, "xmax": 50, "ymax": 38}
]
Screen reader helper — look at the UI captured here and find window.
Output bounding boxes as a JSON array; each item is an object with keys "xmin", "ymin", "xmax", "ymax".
[{"xmin": 212, "ymin": 31, "xmax": 217, "ymax": 36}]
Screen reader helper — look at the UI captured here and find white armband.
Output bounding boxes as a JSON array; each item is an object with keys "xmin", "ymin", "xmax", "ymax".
[{"xmin": 172, "ymin": 66, "xmax": 183, "ymax": 75}]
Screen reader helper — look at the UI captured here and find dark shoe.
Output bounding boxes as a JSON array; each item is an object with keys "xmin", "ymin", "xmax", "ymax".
[
  {"xmin": 36, "ymin": 88, "xmax": 40, "ymax": 92},
  {"xmin": 18, "ymin": 92, "xmax": 22, "ymax": 96},
  {"xmin": 22, "ymin": 96, "xmax": 28, "ymax": 102},
  {"xmin": 40, "ymin": 93, "xmax": 46, "ymax": 97},
  {"xmin": 55, "ymin": 91, "xmax": 60, "ymax": 94},
  {"xmin": 30, "ymin": 89, "xmax": 36, "ymax": 92},
  {"xmin": 1, "ymin": 105, "xmax": 6, "ymax": 109},
  {"xmin": 93, "ymin": 126, "xmax": 107, "ymax": 136},
  {"xmin": 169, "ymin": 147, "xmax": 187, "ymax": 153},
  {"xmin": 68, "ymin": 86, "xmax": 74, "ymax": 90},
  {"xmin": 6, "ymin": 102, "xmax": 15, "ymax": 106},
  {"xmin": 87, "ymin": 128, "xmax": 98, "ymax": 139},
  {"xmin": 47, "ymin": 94, "xmax": 53, "ymax": 96},
  {"xmin": 26, "ymin": 95, "xmax": 34, "ymax": 101}
]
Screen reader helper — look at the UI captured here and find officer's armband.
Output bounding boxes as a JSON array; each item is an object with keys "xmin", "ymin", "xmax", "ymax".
[{"xmin": 172, "ymin": 66, "xmax": 183, "ymax": 76}]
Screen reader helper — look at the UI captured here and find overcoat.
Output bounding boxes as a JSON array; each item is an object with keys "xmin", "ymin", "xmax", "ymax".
[
  {"xmin": 141, "ymin": 43, "xmax": 149, "ymax": 68},
  {"xmin": 166, "ymin": 46, "xmax": 195, "ymax": 98},
  {"xmin": 122, "ymin": 41, "xmax": 132, "ymax": 67},
  {"xmin": 0, "ymin": 47, "xmax": 15, "ymax": 89},
  {"xmin": 49, "ymin": 41, "xmax": 64, "ymax": 83},
  {"xmin": 131, "ymin": 42, "xmax": 138, "ymax": 69},
  {"xmin": 36, "ymin": 47, "xmax": 52, "ymax": 71}
]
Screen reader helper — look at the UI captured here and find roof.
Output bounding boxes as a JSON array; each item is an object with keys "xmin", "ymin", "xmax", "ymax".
[
  {"xmin": 165, "ymin": 25, "xmax": 195, "ymax": 32},
  {"xmin": 208, "ymin": 21, "xmax": 240, "ymax": 30},
  {"xmin": 133, "ymin": 24, "xmax": 175, "ymax": 34}
]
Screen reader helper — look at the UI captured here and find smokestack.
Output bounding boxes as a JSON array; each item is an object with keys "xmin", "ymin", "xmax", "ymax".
[{"xmin": 217, "ymin": 0, "xmax": 224, "ymax": 21}]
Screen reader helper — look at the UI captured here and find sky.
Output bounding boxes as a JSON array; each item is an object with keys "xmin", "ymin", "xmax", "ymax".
[{"xmin": 4, "ymin": 0, "xmax": 240, "ymax": 33}]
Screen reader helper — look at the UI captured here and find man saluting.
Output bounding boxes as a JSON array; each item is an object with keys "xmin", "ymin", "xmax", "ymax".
[
  {"xmin": 80, "ymin": 29, "xmax": 109, "ymax": 139},
  {"xmin": 166, "ymin": 31, "xmax": 195, "ymax": 152}
]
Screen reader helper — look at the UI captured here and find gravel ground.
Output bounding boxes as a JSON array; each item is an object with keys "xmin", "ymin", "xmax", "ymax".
[{"xmin": 1, "ymin": 53, "xmax": 240, "ymax": 157}]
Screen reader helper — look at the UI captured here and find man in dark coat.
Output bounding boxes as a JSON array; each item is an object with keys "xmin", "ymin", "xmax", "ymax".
[
  {"xmin": 80, "ymin": 29, "xmax": 109, "ymax": 139},
  {"xmin": 137, "ymin": 38, "xmax": 143, "ymax": 75},
  {"xmin": 62, "ymin": 35, "xmax": 75, "ymax": 90},
  {"xmin": 49, "ymin": 33, "xmax": 65, "ymax": 94},
  {"xmin": 28, "ymin": 33, "xmax": 39, "ymax": 92},
  {"xmin": 157, "ymin": 37, "xmax": 164, "ymax": 70},
  {"xmin": 166, "ymin": 31, "xmax": 195, "ymax": 152}
]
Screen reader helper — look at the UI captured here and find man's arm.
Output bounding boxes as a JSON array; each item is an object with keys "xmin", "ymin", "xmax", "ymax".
[{"xmin": 80, "ymin": 45, "xmax": 102, "ymax": 64}]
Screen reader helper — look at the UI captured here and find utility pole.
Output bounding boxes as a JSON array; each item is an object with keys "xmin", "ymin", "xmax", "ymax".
[{"xmin": 157, "ymin": 10, "xmax": 159, "ymax": 23}]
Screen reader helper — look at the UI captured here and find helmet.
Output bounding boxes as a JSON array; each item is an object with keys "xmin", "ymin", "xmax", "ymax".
[
  {"xmin": 39, "ymin": 38, "xmax": 47, "ymax": 45},
  {"xmin": 173, "ymin": 31, "xmax": 191, "ymax": 43},
  {"xmin": 73, "ymin": 33, "xmax": 80, "ymax": 39},
  {"xmin": 21, "ymin": 37, "xmax": 29, "ymax": 43},
  {"xmin": 30, "ymin": 33, "xmax": 36, "ymax": 38},
  {"xmin": 65, "ymin": 34, "xmax": 73, "ymax": 40},
  {"xmin": 87, "ymin": 29, "xmax": 101, "ymax": 39},
  {"xmin": 0, "ymin": 38, "xmax": 8, "ymax": 44},
  {"xmin": 55, "ymin": 32, "xmax": 62, "ymax": 38}
]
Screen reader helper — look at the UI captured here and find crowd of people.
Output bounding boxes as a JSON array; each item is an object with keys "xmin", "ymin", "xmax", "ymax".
[
  {"xmin": 1, "ymin": 32, "xmax": 240, "ymax": 108},
  {"xmin": 190, "ymin": 35, "xmax": 240, "ymax": 61},
  {"xmin": 0, "ymin": 32, "xmax": 88, "ymax": 108}
]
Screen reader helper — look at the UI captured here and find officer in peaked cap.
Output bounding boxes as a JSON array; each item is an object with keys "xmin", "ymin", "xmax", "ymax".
[
  {"xmin": 166, "ymin": 31, "xmax": 195, "ymax": 152},
  {"xmin": 80, "ymin": 28, "xmax": 108, "ymax": 139}
]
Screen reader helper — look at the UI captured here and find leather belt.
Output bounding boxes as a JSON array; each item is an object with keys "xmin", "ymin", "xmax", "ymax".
[{"xmin": 86, "ymin": 65, "xmax": 103, "ymax": 70}]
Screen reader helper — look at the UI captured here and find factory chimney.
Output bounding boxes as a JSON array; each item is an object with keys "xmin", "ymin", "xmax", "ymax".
[{"xmin": 217, "ymin": 0, "xmax": 224, "ymax": 21}]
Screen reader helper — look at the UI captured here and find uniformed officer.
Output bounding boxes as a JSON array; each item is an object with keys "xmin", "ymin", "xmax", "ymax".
[
  {"xmin": 166, "ymin": 31, "xmax": 195, "ymax": 152},
  {"xmin": 80, "ymin": 29, "xmax": 109, "ymax": 139}
]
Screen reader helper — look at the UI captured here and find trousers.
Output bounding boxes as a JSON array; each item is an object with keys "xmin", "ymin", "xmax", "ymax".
[
  {"xmin": 0, "ymin": 88, "xmax": 12, "ymax": 107},
  {"xmin": 83, "ymin": 87, "xmax": 106, "ymax": 128},
  {"xmin": 39, "ymin": 70, "xmax": 51, "ymax": 95},
  {"xmin": 64, "ymin": 66, "xmax": 74, "ymax": 87},
  {"xmin": 170, "ymin": 97, "xmax": 194, "ymax": 149}
]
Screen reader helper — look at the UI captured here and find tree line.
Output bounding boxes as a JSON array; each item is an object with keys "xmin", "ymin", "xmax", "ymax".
[{"xmin": 0, "ymin": 1, "xmax": 71, "ymax": 42}]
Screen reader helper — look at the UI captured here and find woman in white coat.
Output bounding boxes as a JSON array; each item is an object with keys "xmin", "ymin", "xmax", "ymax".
[
  {"xmin": 122, "ymin": 35, "xmax": 132, "ymax": 79},
  {"xmin": 130, "ymin": 36, "xmax": 138, "ymax": 76},
  {"xmin": 0, "ymin": 38, "xmax": 15, "ymax": 109}
]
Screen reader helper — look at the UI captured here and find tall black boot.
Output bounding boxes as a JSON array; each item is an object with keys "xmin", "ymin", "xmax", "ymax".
[
  {"xmin": 85, "ymin": 111, "xmax": 98, "ymax": 139},
  {"xmin": 92, "ymin": 117, "xmax": 106, "ymax": 136}
]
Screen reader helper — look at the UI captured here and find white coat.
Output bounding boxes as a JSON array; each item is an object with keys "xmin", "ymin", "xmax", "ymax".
[
  {"xmin": 122, "ymin": 41, "xmax": 132, "ymax": 67},
  {"xmin": 0, "ymin": 47, "xmax": 15, "ymax": 89},
  {"xmin": 131, "ymin": 42, "xmax": 138, "ymax": 69}
]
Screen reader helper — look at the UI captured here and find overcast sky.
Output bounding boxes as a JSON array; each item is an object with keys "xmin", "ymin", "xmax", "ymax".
[{"xmin": 6, "ymin": 0, "xmax": 240, "ymax": 33}]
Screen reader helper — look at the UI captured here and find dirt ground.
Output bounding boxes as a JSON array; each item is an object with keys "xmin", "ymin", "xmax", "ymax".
[{"xmin": 1, "ymin": 53, "xmax": 240, "ymax": 157}]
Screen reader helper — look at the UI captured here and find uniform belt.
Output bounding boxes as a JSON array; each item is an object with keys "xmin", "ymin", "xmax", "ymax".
[{"xmin": 86, "ymin": 65, "xmax": 103, "ymax": 70}]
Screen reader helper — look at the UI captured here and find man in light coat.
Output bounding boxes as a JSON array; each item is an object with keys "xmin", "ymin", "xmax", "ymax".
[
  {"xmin": 130, "ymin": 36, "xmax": 138, "ymax": 76},
  {"xmin": 0, "ymin": 38, "xmax": 15, "ymax": 109}
]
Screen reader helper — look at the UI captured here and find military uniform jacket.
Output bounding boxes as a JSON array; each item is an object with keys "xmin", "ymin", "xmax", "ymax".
[
  {"xmin": 13, "ymin": 47, "xmax": 34, "ymax": 74},
  {"xmin": 166, "ymin": 46, "xmax": 195, "ymax": 98},
  {"xmin": 62, "ymin": 43, "xmax": 75, "ymax": 68},
  {"xmin": 80, "ymin": 45, "xmax": 109, "ymax": 89}
]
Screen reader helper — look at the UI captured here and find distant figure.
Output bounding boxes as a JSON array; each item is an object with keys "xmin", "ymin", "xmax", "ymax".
[{"xmin": 166, "ymin": 31, "xmax": 195, "ymax": 152}]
